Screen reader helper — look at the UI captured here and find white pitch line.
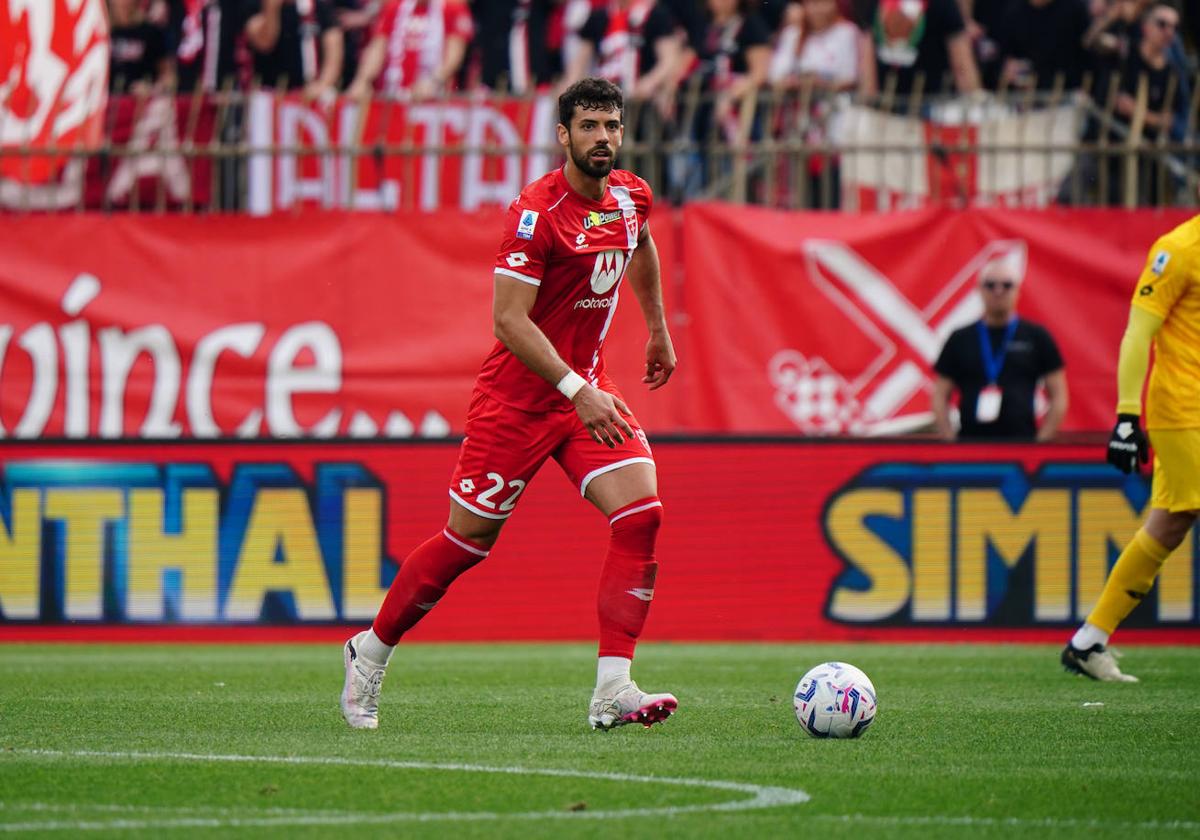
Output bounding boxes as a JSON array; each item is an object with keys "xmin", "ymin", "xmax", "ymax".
[
  {"xmin": 0, "ymin": 748, "xmax": 809, "ymax": 831},
  {"xmin": 4, "ymin": 800, "xmax": 1199, "ymax": 835},
  {"xmin": 805, "ymin": 813, "xmax": 1200, "ymax": 832}
]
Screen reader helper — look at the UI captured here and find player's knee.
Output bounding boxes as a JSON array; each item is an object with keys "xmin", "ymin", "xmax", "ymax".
[
  {"xmin": 447, "ymin": 510, "xmax": 504, "ymax": 549},
  {"xmin": 610, "ymin": 498, "xmax": 663, "ymax": 551},
  {"xmin": 1145, "ymin": 511, "xmax": 1195, "ymax": 551}
]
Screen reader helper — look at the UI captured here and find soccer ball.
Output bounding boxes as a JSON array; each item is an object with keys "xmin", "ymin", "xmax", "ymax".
[{"xmin": 793, "ymin": 661, "xmax": 877, "ymax": 738}]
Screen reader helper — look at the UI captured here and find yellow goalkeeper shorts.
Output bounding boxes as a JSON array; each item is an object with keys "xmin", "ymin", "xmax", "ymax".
[{"xmin": 1149, "ymin": 428, "xmax": 1200, "ymax": 513}]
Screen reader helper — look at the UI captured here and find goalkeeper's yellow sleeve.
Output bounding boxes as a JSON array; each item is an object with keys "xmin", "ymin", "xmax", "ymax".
[{"xmin": 1115, "ymin": 305, "xmax": 1164, "ymax": 416}]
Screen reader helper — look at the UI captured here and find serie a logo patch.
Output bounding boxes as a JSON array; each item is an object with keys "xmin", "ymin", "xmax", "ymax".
[
  {"xmin": 516, "ymin": 209, "xmax": 539, "ymax": 240},
  {"xmin": 1151, "ymin": 250, "xmax": 1170, "ymax": 275}
]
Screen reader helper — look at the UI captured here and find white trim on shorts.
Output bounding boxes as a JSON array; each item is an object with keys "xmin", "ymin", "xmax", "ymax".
[
  {"xmin": 579, "ymin": 457, "xmax": 656, "ymax": 498},
  {"xmin": 448, "ymin": 489, "xmax": 512, "ymax": 520}
]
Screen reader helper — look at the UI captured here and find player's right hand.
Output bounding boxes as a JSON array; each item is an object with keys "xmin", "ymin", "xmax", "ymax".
[
  {"xmin": 1106, "ymin": 413, "xmax": 1149, "ymax": 474},
  {"xmin": 573, "ymin": 387, "xmax": 636, "ymax": 448}
]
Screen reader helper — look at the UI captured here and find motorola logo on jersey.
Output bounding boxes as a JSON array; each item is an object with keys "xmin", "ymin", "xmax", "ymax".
[
  {"xmin": 589, "ymin": 249, "xmax": 628, "ymax": 294},
  {"xmin": 574, "ymin": 297, "xmax": 616, "ymax": 310}
]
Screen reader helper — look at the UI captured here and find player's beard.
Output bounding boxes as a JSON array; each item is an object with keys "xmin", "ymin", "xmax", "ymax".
[{"xmin": 570, "ymin": 139, "xmax": 616, "ymax": 179}]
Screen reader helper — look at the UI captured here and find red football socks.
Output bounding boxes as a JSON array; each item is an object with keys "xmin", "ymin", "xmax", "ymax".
[
  {"xmin": 371, "ymin": 527, "xmax": 490, "ymax": 645},
  {"xmin": 597, "ymin": 498, "xmax": 664, "ymax": 659}
]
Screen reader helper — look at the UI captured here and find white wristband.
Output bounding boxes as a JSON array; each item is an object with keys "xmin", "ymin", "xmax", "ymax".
[{"xmin": 556, "ymin": 370, "xmax": 587, "ymax": 401}]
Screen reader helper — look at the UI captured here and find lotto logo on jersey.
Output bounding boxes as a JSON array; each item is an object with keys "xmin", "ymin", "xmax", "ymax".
[
  {"xmin": 589, "ymin": 249, "xmax": 628, "ymax": 294},
  {"xmin": 516, "ymin": 209, "xmax": 539, "ymax": 240}
]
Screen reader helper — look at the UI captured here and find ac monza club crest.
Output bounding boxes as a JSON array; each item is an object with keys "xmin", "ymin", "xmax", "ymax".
[
  {"xmin": 623, "ymin": 208, "xmax": 638, "ymax": 244},
  {"xmin": 0, "ymin": 0, "xmax": 109, "ymax": 184},
  {"xmin": 770, "ymin": 239, "xmax": 1027, "ymax": 435}
]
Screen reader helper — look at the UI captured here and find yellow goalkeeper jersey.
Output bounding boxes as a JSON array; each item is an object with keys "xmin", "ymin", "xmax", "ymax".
[{"xmin": 1131, "ymin": 215, "xmax": 1200, "ymax": 429}]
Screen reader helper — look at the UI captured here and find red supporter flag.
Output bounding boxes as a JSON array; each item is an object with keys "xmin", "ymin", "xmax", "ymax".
[{"xmin": 0, "ymin": 0, "xmax": 109, "ymax": 185}]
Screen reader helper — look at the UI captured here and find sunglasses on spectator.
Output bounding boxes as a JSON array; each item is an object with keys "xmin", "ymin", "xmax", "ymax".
[
  {"xmin": 981, "ymin": 279, "xmax": 1016, "ymax": 291},
  {"xmin": 1151, "ymin": 17, "xmax": 1177, "ymax": 28}
]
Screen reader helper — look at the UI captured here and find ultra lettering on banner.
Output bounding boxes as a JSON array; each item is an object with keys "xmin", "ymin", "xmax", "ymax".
[{"xmin": 245, "ymin": 93, "xmax": 557, "ymax": 214}]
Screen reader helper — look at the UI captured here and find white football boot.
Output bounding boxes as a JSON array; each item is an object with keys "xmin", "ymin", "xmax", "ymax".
[
  {"xmin": 341, "ymin": 631, "xmax": 387, "ymax": 729},
  {"xmin": 1061, "ymin": 643, "xmax": 1138, "ymax": 683},
  {"xmin": 588, "ymin": 680, "xmax": 677, "ymax": 730}
]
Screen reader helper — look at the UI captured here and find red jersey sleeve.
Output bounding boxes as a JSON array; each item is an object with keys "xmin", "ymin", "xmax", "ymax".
[{"xmin": 494, "ymin": 200, "xmax": 553, "ymax": 287}]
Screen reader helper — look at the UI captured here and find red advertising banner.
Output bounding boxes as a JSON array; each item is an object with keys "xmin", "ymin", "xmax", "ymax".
[
  {"xmin": 680, "ymin": 205, "xmax": 1195, "ymax": 434},
  {"xmin": 0, "ymin": 0, "xmax": 108, "ymax": 191},
  {"xmin": 244, "ymin": 93, "xmax": 559, "ymax": 214},
  {"xmin": 0, "ymin": 207, "xmax": 1186, "ymax": 438},
  {"xmin": 0, "ymin": 212, "xmax": 679, "ymax": 439},
  {"xmin": 0, "ymin": 440, "xmax": 1196, "ymax": 643}
]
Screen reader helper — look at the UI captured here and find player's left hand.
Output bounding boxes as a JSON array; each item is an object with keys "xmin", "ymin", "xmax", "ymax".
[
  {"xmin": 1106, "ymin": 413, "xmax": 1149, "ymax": 474},
  {"xmin": 643, "ymin": 331, "xmax": 677, "ymax": 391},
  {"xmin": 572, "ymin": 386, "xmax": 636, "ymax": 448}
]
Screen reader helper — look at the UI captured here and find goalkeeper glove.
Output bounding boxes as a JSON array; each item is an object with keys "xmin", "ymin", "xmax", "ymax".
[{"xmin": 1106, "ymin": 413, "xmax": 1149, "ymax": 474}]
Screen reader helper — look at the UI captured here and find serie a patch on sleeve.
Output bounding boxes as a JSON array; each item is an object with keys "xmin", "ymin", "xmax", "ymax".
[
  {"xmin": 517, "ymin": 209, "xmax": 539, "ymax": 240},
  {"xmin": 1151, "ymin": 250, "xmax": 1171, "ymax": 275}
]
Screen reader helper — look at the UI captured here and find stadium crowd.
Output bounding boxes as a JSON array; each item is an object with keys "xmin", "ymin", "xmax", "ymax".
[
  {"xmin": 101, "ymin": 0, "xmax": 1199, "ymax": 207},
  {"xmin": 109, "ymin": 0, "xmax": 1197, "ymax": 100}
]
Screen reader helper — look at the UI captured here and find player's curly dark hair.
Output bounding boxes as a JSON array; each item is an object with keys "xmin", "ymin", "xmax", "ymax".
[{"xmin": 558, "ymin": 78, "xmax": 624, "ymax": 129}]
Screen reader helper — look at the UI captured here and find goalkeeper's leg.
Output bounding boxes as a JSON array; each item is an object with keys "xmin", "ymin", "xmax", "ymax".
[
  {"xmin": 1066, "ymin": 431, "xmax": 1200, "ymax": 682},
  {"xmin": 1063, "ymin": 510, "xmax": 1194, "ymax": 682}
]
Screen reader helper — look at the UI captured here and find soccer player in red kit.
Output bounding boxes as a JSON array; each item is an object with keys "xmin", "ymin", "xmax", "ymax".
[{"xmin": 341, "ymin": 77, "xmax": 679, "ymax": 732}]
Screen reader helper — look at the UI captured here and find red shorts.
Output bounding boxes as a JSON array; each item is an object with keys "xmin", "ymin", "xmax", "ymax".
[{"xmin": 448, "ymin": 381, "xmax": 655, "ymax": 520}]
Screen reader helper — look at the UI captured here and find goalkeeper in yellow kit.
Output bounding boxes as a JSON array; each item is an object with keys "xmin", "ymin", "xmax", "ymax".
[{"xmin": 1063, "ymin": 215, "xmax": 1200, "ymax": 682}]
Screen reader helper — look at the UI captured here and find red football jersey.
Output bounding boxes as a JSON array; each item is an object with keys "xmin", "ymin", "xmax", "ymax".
[{"xmin": 477, "ymin": 166, "xmax": 654, "ymax": 412}]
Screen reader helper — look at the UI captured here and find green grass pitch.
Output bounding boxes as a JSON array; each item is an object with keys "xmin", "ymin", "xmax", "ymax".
[{"xmin": 1, "ymin": 642, "xmax": 1198, "ymax": 838}]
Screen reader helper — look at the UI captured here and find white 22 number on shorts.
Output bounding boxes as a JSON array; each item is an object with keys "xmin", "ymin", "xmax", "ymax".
[{"xmin": 476, "ymin": 472, "xmax": 527, "ymax": 512}]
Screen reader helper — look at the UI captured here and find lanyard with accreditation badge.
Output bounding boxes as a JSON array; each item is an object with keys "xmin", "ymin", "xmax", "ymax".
[{"xmin": 975, "ymin": 317, "xmax": 1018, "ymax": 423}]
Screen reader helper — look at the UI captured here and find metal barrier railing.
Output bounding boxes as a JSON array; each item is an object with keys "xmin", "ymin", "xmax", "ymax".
[{"xmin": 1, "ymin": 73, "xmax": 1196, "ymax": 213}]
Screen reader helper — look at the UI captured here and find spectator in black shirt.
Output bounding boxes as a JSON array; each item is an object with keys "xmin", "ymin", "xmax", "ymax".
[
  {"xmin": 334, "ymin": 0, "xmax": 379, "ymax": 89},
  {"xmin": 1111, "ymin": 0, "xmax": 1182, "ymax": 201},
  {"xmin": 965, "ymin": 0, "xmax": 1009, "ymax": 88},
  {"xmin": 168, "ymin": 0, "xmax": 244, "ymax": 92},
  {"xmin": 481, "ymin": 0, "xmax": 567, "ymax": 94},
  {"xmin": 661, "ymin": 0, "xmax": 709, "ymax": 57},
  {"xmin": 699, "ymin": 0, "xmax": 772, "ymax": 132},
  {"xmin": 474, "ymin": 0, "xmax": 519, "ymax": 91},
  {"xmin": 562, "ymin": 0, "xmax": 684, "ymax": 109},
  {"xmin": 1084, "ymin": 0, "xmax": 1145, "ymax": 95},
  {"xmin": 932, "ymin": 255, "xmax": 1068, "ymax": 441},
  {"xmin": 996, "ymin": 0, "xmax": 1090, "ymax": 90},
  {"xmin": 1115, "ymin": 0, "xmax": 1182, "ymax": 140},
  {"xmin": 858, "ymin": 0, "xmax": 980, "ymax": 97},
  {"xmin": 110, "ymin": 0, "xmax": 176, "ymax": 93},
  {"xmin": 243, "ymin": 0, "xmax": 343, "ymax": 98}
]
